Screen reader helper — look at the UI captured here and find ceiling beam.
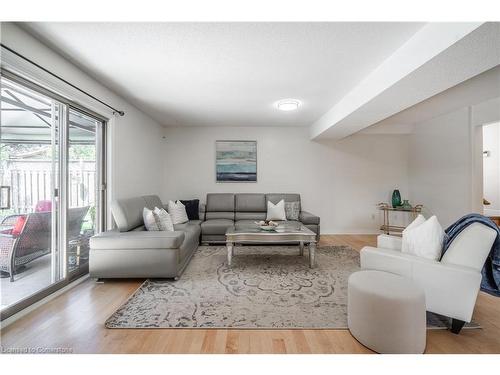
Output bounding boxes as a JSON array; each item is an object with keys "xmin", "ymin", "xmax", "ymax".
[{"xmin": 310, "ymin": 22, "xmax": 500, "ymax": 140}]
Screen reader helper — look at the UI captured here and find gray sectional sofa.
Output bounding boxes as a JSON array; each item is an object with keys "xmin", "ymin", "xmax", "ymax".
[
  {"xmin": 89, "ymin": 192, "xmax": 319, "ymax": 280},
  {"xmin": 200, "ymin": 193, "xmax": 320, "ymax": 243},
  {"xmin": 89, "ymin": 195, "xmax": 202, "ymax": 280}
]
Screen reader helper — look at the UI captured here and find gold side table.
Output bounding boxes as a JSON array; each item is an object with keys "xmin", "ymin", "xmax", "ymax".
[{"xmin": 377, "ymin": 203, "xmax": 423, "ymax": 236}]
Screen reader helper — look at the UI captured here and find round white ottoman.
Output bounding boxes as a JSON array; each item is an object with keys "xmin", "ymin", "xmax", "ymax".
[{"xmin": 348, "ymin": 270, "xmax": 426, "ymax": 354}]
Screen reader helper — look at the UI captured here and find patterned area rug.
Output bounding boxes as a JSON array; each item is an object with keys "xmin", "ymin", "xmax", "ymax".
[{"xmin": 105, "ymin": 245, "xmax": 480, "ymax": 330}]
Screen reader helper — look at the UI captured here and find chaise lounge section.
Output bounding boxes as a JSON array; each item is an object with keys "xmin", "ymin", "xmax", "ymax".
[{"xmin": 89, "ymin": 195, "xmax": 201, "ymax": 280}]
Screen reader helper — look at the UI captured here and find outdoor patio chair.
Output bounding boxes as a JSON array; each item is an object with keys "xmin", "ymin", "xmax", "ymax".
[{"xmin": 0, "ymin": 206, "xmax": 89, "ymax": 282}]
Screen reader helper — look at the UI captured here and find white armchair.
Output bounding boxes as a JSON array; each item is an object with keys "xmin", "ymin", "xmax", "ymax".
[{"xmin": 360, "ymin": 223, "xmax": 497, "ymax": 334}]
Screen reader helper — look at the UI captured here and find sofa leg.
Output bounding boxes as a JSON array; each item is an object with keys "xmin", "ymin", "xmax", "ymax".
[
  {"xmin": 94, "ymin": 278, "xmax": 104, "ymax": 283},
  {"xmin": 450, "ymin": 319, "xmax": 466, "ymax": 334}
]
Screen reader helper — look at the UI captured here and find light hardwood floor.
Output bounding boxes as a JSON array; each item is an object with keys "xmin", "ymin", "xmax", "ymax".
[{"xmin": 1, "ymin": 235, "xmax": 499, "ymax": 354}]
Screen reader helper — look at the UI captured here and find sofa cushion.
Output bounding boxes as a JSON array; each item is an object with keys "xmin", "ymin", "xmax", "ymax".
[
  {"xmin": 235, "ymin": 212, "xmax": 267, "ymax": 221},
  {"xmin": 201, "ymin": 219, "xmax": 234, "ymax": 235},
  {"xmin": 173, "ymin": 220, "xmax": 202, "ymax": 231},
  {"xmin": 111, "ymin": 197, "xmax": 147, "ymax": 232},
  {"xmin": 266, "ymin": 193, "xmax": 301, "ymax": 211},
  {"xmin": 235, "ymin": 193, "xmax": 266, "ymax": 212},
  {"xmin": 234, "ymin": 219, "xmax": 259, "ymax": 230},
  {"xmin": 142, "ymin": 195, "xmax": 164, "ymax": 210},
  {"xmin": 90, "ymin": 230, "xmax": 185, "ymax": 250},
  {"xmin": 206, "ymin": 193, "xmax": 235, "ymax": 211},
  {"xmin": 206, "ymin": 211, "xmax": 235, "ymax": 220}
]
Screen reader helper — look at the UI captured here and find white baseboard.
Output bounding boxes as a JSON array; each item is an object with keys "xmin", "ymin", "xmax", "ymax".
[
  {"xmin": 484, "ymin": 208, "xmax": 500, "ymax": 216},
  {"xmin": 1, "ymin": 274, "xmax": 90, "ymax": 329}
]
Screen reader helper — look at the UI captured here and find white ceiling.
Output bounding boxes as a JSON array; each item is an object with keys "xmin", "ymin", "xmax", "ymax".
[
  {"xmin": 21, "ymin": 22, "xmax": 424, "ymax": 127},
  {"xmin": 363, "ymin": 64, "xmax": 500, "ymax": 134},
  {"xmin": 310, "ymin": 22, "xmax": 500, "ymax": 139}
]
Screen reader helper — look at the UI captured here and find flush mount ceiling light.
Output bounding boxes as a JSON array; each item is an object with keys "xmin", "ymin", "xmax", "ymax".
[{"xmin": 276, "ymin": 99, "xmax": 301, "ymax": 111}]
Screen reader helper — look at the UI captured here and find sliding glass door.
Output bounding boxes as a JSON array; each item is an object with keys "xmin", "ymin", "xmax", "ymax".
[
  {"xmin": 0, "ymin": 73, "xmax": 106, "ymax": 318},
  {"xmin": 0, "ymin": 78, "xmax": 63, "ymax": 310},
  {"xmin": 67, "ymin": 108, "xmax": 104, "ymax": 278}
]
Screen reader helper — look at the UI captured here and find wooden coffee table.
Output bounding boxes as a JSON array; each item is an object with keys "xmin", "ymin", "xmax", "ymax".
[{"xmin": 225, "ymin": 223, "xmax": 318, "ymax": 268}]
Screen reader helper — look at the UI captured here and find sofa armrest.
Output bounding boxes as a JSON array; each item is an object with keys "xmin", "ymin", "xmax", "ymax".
[
  {"xmin": 299, "ymin": 211, "xmax": 320, "ymax": 225},
  {"xmin": 360, "ymin": 246, "xmax": 482, "ymax": 322},
  {"xmin": 377, "ymin": 234, "xmax": 402, "ymax": 251},
  {"xmin": 90, "ymin": 230, "xmax": 185, "ymax": 250}
]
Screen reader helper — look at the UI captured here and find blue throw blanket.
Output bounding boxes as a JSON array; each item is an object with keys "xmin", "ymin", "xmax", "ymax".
[{"xmin": 442, "ymin": 214, "xmax": 500, "ymax": 297}]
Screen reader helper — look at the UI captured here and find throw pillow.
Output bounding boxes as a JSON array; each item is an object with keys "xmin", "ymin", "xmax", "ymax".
[
  {"xmin": 11, "ymin": 215, "xmax": 27, "ymax": 236},
  {"xmin": 266, "ymin": 199, "xmax": 287, "ymax": 221},
  {"xmin": 143, "ymin": 207, "xmax": 160, "ymax": 231},
  {"xmin": 402, "ymin": 214, "xmax": 426, "ymax": 238},
  {"xmin": 285, "ymin": 201, "xmax": 300, "ymax": 221},
  {"xmin": 180, "ymin": 199, "xmax": 200, "ymax": 220},
  {"xmin": 402, "ymin": 214, "xmax": 426, "ymax": 253},
  {"xmin": 402, "ymin": 215, "xmax": 444, "ymax": 261},
  {"xmin": 153, "ymin": 207, "xmax": 174, "ymax": 231},
  {"xmin": 167, "ymin": 200, "xmax": 189, "ymax": 224}
]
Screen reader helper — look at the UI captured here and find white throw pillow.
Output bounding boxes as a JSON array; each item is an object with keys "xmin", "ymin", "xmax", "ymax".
[
  {"xmin": 266, "ymin": 199, "xmax": 287, "ymax": 221},
  {"xmin": 401, "ymin": 214, "xmax": 426, "ymax": 253},
  {"xmin": 167, "ymin": 200, "xmax": 189, "ymax": 224},
  {"xmin": 403, "ymin": 214, "xmax": 426, "ymax": 235},
  {"xmin": 143, "ymin": 207, "xmax": 160, "ymax": 231},
  {"xmin": 401, "ymin": 215, "xmax": 444, "ymax": 261},
  {"xmin": 154, "ymin": 207, "xmax": 174, "ymax": 231}
]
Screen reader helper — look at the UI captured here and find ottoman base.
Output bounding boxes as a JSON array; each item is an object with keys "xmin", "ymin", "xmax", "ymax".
[{"xmin": 348, "ymin": 270, "xmax": 426, "ymax": 354}]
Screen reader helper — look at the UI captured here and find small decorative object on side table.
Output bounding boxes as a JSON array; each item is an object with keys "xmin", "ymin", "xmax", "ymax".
[
  {"xmin": 391, "ymin": 189, "xmax": 402, "ymax": 208},
  {"xmin": 401, "ymin": 200, "xmax": 412, "ymax": 210},
  {"xmin": 377, "ymin": 202, "xmax": 423, "ymax": 236}
]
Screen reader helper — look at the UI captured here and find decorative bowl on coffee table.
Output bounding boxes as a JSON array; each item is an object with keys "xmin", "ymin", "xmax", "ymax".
[
  {"xmin": 255, "ymin": 220, "xmax": 279, "ymax": 231},
  {"xmin": 259, "ymin": 225, "xmax": 277, "ymax": 231}
]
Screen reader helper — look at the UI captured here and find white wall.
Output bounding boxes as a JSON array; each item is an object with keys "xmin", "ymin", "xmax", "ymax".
[
  {"xmin": 408, "ymin": 107, "xmax": 473, "ymax": 226},
  {"xmin": 162, "ymin": 126, "xmax": 409, "ymax": 234},
  {"xmin": 483, "ymin": 122, "xmax": 500, "ymax": 215},
  {"xmin": 1, "ymin": 23, "xmax": 164, "ymax": 225},
  {"xmin": 408, "ymin": 98, "xmax": 500, "ymax": 227}
]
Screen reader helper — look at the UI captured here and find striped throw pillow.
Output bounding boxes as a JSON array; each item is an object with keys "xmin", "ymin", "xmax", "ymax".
[
  {"xmin": 167, "ymin": 200, "xmax": 189, "ymax": 224},
  {"xmin": 143, "ymin": 207, "xmax": 160, "ymax": 231},
  {"xmin": 154, "ymin": 207, "xmax": 174, "ymax": 231}
]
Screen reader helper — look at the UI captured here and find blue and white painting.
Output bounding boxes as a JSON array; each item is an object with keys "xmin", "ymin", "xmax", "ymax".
[{"xmin": 216, "ymin": 141, "xmax": 257, "ymax": 182}]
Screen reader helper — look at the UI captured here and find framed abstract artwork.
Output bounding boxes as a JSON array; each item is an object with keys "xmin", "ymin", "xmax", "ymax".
[{"xmin": 216, "ymin": 140, "xmax": 257, "ymax": 182}]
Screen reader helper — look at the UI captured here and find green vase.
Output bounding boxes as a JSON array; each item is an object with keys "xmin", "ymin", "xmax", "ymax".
[
  {"xmin": 392, "ymin": 189, "xmax": 402, "ymax": 208},
  {"xmin": 401, "ymin": 200, "xmax": 412, "ymax": 210}
]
